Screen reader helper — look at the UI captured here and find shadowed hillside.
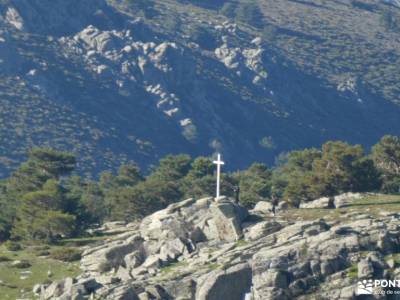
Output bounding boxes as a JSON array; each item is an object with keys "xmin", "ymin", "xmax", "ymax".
[{"xmin": 0, "ymin": 0, "xmax": 399, "ymax": 176}]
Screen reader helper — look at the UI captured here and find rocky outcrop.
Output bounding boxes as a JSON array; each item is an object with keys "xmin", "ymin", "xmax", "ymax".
[
  {"xmin": 210, "ymin": 197, "xmax": 248, "ymax": 242},
  {"xmin": 39, "ymin": 196, "xmax": 400, "ymax": 300},
  {"xmin": 196, "ymin": 263, "xmax": 252, "ymax": 300},
  {"xmin": 40, "ymin": 197, "xmax": 250, "ymax": 299},
  {"xmin": 334, "ymin": 192, "xmax": 363, "ymax": 208},
  {"xmin": 214, "ymin": 31, "xmax": 268, "ymax": 86},
  {"xmin": 299, "ymin": 193, "xmax": 363, "ymax": 209},
  {"xmin": 252, "ymin": 201, "xmax": 273, "ymax": 213},
  {"xmin": 299, "ymin": 196, "xmax": 333, "ymax": 209}
]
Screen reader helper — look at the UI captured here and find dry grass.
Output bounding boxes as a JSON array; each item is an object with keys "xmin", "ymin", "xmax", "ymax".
[{"xmin": 280, "ymin": 194, "xmax": 400, "ymax": 223}]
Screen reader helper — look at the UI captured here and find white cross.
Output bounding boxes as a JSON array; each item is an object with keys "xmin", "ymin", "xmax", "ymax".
[{"xmin": 213, "ymin": 153, "xmax": 225, "ymax": 199}]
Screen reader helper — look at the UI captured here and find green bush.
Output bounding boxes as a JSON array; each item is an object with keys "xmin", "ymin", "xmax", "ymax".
[
  {"xmin": 0, "ymin": 255, "xmax": 11, "ymax": 262},
  {"xmin": 235, "ymin": 1, "xmax": 264, "ymax": 28},
  {"xmin": 50, "ymin": 247, "xmax": 82, "ymax": 262},
  {"xmin": 4, "ymin": 240, "xmax": 22, "ymax": 251},
  {"xmin": 35, "ymin": 249, "xmax": 51, "ymax": 256}
]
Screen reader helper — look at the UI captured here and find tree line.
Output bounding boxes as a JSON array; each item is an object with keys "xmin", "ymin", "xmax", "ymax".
[{"xmin": 0, "ymin": 135, "xmax": 399, "ymax": 243}]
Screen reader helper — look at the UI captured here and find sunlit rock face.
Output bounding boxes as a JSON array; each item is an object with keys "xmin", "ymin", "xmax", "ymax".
[{"xmin": 38, "ymin": 196, "xmax": 400, "ymax": 299}]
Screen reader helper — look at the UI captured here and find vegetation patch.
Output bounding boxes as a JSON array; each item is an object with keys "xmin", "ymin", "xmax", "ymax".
[
  {"xmin": 0, "ymin": 255, "xmax": 11, "ymax": 262},
  {"xmin": 11, "ymin": 260, "xmax": 31, "ymax": 269},
  {"xmin": 207, "ymin": 263, "xmax": 220, "ymax": 271},
  {"xmin": 235, "ymin": 239, "xmax": 249, "ymax": 248},
  {"xmin": 160, "ymin": 261, "xmax": 189, "ymax": 274},
  {"xmin": 0, "ymin": 244, "xmax": 81, "ymax": 300},
  {"xmin": 385, "ymin": 253, "xmax": 400, "ymax": 268},
  {"xmin": 347, "ymin": 264, "xmax": 358, "ymax": 279},
  {"xmin": 49, "ymin": 247, "xmax": 82, "ymax": 262},
  {"xmin": 4, "ymin": 241, "xmax": 22, "ymax": 252},
  {"xmin": 299, "ymin": 242, "xmax": 308, "ymax": 257},
  {"xmin": 58, "ymin": 235, "xmax": 108, "ymax": 247}
]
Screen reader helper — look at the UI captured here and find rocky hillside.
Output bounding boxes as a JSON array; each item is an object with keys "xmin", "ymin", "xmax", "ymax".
[
  {"xmin": 37, "ymin": 194, "xmax": 400, "ymax": 299},
  {"xmin": 1, "ymin": 0, "xmax": 400, "ymax": 176}
]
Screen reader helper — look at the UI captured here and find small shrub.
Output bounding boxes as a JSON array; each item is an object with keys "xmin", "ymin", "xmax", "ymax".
[
  {"xmin": 11, "ymin": 260, "xmax": 31, "ymax": 268},
  {"xmin": 0, "ymin": 255, "xmax": 11, "ymax": 262},
  {"xmin": 189, "ymin": 25, "xmax": 219, "ymax": 50},
  {"xmin": 299, "ymin": 242, "xmax": 308, "ymax": 257},
  {"xmin": 50, "ymin": 247, "xmax": 82, "ymax": 262},
  {"xmin": 261, "ymin": 25, "xmax": 278, "ymax": 43},
  {"xmin": 220, "ymin": 2, "xmax": 237, "ymax": 18},
  {"xmin": 42, "ymin": 279, "xmax": 52, "ymax": 285},
  {"xmin": 347, "ymin": 264, "xmax": 358, "ymax": 279},
  {"xmin": 33, "ymin": 245, "xmax": 51, "ymax": 256},
  {"xmin": 33, "ymin": 245, "xmax": 51, "ymax": 251},
  {"xmin": 98, "ymin": 261, "xmax": 113, "ymax": 273},
  {"xmin": 36, "ymin": 250, "xmax": 51, "ymax": 256},
  {"xmin": 260, "ymin": 136, "xmax": 276, "ymax": 150},
  {"xmin": 380, "ymin": 9, "xmax": 400, "ymax": 31},
  {"xmin": 4, "ymin": 241, "xmax": 22, "ymax": 251},
  {"xmin": 235, "ymin": 1, "xmax": 264, "ymax": 28},
  {"xmin": 236, "ymin": 239, "xmax": 249, "ymax": 247}
]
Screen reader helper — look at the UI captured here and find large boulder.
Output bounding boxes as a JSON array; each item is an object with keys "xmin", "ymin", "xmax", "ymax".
[
  {"xmin": 162, "ymin": 277, "xmax": 196, "ymax": 300},
  {"xmin": 139, "ymin": 197, "xmax": 207, "ymax": 241},
  {"xmin": 358, "ymin": 259, "xmax": 374, "ymax": 279},
  {"xmin": 78, "ymin": 196, "xmax": 249, "ymax": 286},
  {"xmin": 210, "ymin": 197, "xmax": 248, "ymax": 242},
  {"xmin": 245, "ymin": 221, "xmax": 283, "ymax": 241},
  {"xmin": 139, "ymin": 196, "xmax": 248, "ymax": 244},
  {"xmin": 196, "ymin": 263, "xmax": 252, "ymax": 300},
  {"xmin": 252, "ymin": 201, "xmax": 273, "ymax": 213},
  {"xmin": 81, "ymin": 235, "xmax": 143, "ymax": 272},
  {"xmin": 333, "ymin": 193, "xmax": 362, "ymax": 208},
  {"xmin": 91, "ymin": 283, "xmax": 140, "ymax": 300},
  {"xmin": 40, "ymin": 277, "xmax": 101, "ymax": 300},
  {"xmin": 299, "ymin": 197, "xmax": 333, "ymax": 209}
]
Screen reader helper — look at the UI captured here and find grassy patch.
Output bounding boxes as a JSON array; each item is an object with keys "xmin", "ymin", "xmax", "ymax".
[
  {"xmin": 160, "ymin": 261, "xmax": 188, "ymax": 274},
  {"xmin": 49, "ymin": 247, "xmax": 82, "ymax": 262},
  {"xmin": 299, "ymin": 242, "xmax": 308, "ymax": 257},
  {"xmin": 385, "ymin": 253, "xmax": 400, "ymax": 268},
  {"xmin": 3, "ymin": 241, "xmax": 23, "ymax": 252},
  {"xmin": 359, "ymin": 251, "xmax": 370, "ymax": 259},
  {"xmin": 235, "ymin": 239, "xmax": 249, "ymax": 248},
  {"xmin": 0, "ymin": 243, "xmax": 81, "ymax": 300},
  {"xmin": 57, "ymin": 235, "xmax": 108, "ymax": 247},
  {"xmin": 207, "ymin": 263, "xmax": 220, "ymax": 271},
  {"xmin": 347, "ymin": 264, "xmax": 358, "ymax": 279},
  {"xmin": 281, "ymin": 194, "xmax": 400, "ymax": 223}
]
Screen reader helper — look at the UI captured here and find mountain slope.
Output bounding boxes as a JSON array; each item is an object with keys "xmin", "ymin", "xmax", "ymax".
[{"xmin": 0, "ymin": 0, "xmax": 400, "ymax": 176}]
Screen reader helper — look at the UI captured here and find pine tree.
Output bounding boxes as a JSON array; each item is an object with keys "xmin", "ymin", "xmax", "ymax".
[
  {"xmin": 12, "ymin": 180, "xmax": 75, "ymax": 242},
  {"xmin": 372, "ymin": 135, "xmax": 400, "ymax": 193}
]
